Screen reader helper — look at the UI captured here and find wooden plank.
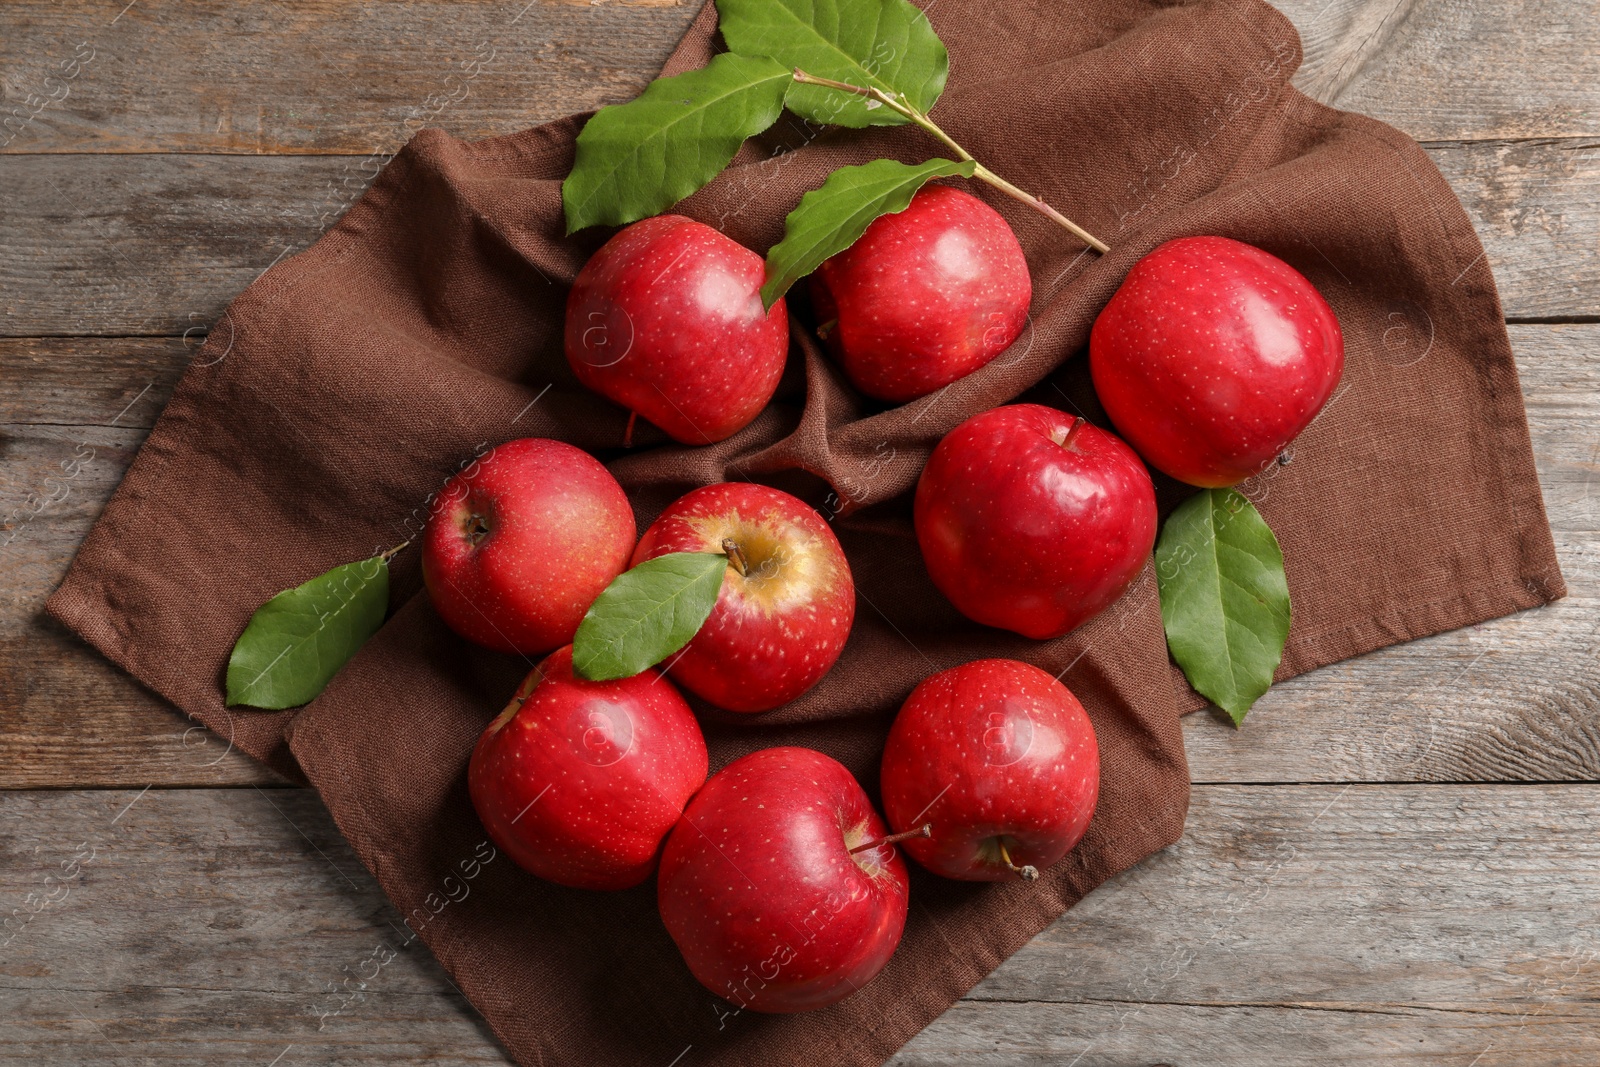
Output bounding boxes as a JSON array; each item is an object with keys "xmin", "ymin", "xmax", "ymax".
[
  {"xmin": 2, "ymin": 785, "xmax": 1596, "ymax": 1065},
  {"xmin": 0, "ymin": 140, "xmax": 1595, "ymax": 339},
  {"xmin": 1279, "ymin": 0, "xmax": 1600, "ymax": 142},
  {"xmin": 0, "ymin": 0, "xmax": 701, "ymax": 155},
  {"xmin": 1429, "ymin": 138, "xmax": 1600, "ymax": 322},
  {"xmin": 0, "ymin": 339, "xmax": 287, "ymax": 788},
  {"xmin": 0, "ymin": 336, "xmax": 184, "ymax": 426},
  {"xmin": 0, "ymin": 154, "xmax": 351, "ymax": 338},
  {"xmin": 0, "ymin": 787, "xmax": 484, "ymax": 1062},
  {"xmin": 2, "ymin": 0, "xmax": 1593, "ymax": 157}
]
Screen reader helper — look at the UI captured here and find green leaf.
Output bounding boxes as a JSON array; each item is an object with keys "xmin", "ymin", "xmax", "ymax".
[
  {"xmin": 1155, "ymin": 489, "xmax": 1291, "ymax": 726},
  {"xmin": 226, "ymin": 555, "xmax": 392, "ymax": 710},
  {"xmin": 761, "ymin": 157, "xmax": 975, "ymax": 306},
  {"xmin": 717, "ymin": 0, "xmax": 949, "ymax": 128},
  {"xmin": 572, "ymin": 552, "xmax": 729, "ymax": 681},
  {"xmin": 562, "ymin": 53, "xmax": 792, "ymax": 233}
]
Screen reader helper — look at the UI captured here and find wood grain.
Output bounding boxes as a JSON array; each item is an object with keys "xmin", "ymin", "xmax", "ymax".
[
  {"xmin": 1431, "ymin": 138, "xmax": 1600, "ymax": 322},
  {"xmin": 2, "ymin": 0, "xmax": 1593, "ymax": 158},
  {"xmin": 906, "ymin": 784, "xmax": 1600, "ymax": 1065},
  {"xmin": 1, "ymin": 327, "xmax": 1593, "ymax": 789},
  {"xmin": 0, "ymin": 338, "xmax": 288, "ymax": 788},
  {"xmin": 0, "ymin": 0, "xmax": 702, "ymax": 155},
  {"xmin": 0, "ymin": 154, "xmax": 352, "ymax": 338},
  {"xmin": 2, "ymin": 785, "xmax": 1596, "ymax": 1065},
  {"xmin": 1, "ymin": 139, "xmax": 1595, "ymax": 340},
  {"xmin": 1282, "ymin": 0, "xmax": 1423, "ymax": 109},
  {"xmin": 1280, "ymin": 0, "xmax": 1600, "ymax": 142}
]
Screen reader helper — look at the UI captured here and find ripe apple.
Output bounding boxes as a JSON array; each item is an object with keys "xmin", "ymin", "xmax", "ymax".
[
  {"xmin": 809, "ymin": 184, "xmax": 1031, "ymax": 403},
  {"xmin": 880, "ymin": 659, "xmax": 1099, "ymax": 882},
  {"xmin": 423, "ymin": 437, "xmax": 635, "ymax": 655},
  {"xmin": 565, "ymin": 215, "xmax": 789, "ymax": 445},
  {"xmin": 469, "ymin": 645, "xmax": 708, "ymax": 891},
  {"xmin": 657, "ymin": 747, "xmax": 909, "ymax": 1012},
  {"xmin": 1089, "ymin": 235, "xmax": 1345, "ymax": 487},
  {"xmin": 914, "ymin": 404, "xmax": 1157, "ymax": 640},
  {"xmin": 630, "ymin": 482, "xmax": 854, "ymax": 713}
]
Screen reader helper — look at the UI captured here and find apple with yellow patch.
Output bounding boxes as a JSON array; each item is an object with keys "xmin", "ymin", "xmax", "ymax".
[{"xmin": 630, "ymin": 483, "xmax": 855, "ymax": 713}]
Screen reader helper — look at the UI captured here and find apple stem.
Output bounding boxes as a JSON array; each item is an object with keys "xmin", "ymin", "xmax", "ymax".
[
  {"xmin": 623, "ymin": 411, "xmax": 638, "ymax": 449},
  {"xmin": 996, "ymin": 839, "xmax": 1040, "ymax": 882},
  {"xmin": 509, "ymin": 668, "xmax": 541, "ymax": 708},
  {"xmin": 379, "ymin": 540, "xmax": 411, "ymax": 563},
  {"xmin": 790, "ymin": 69, "xmax": 1110, "ymax": 254},
  {"xmin": 721, "ymin": 538, "xmax": 750, "ymax": 578},
  {"xmin": 1054, "ymin": 416, "xmax": 1088, "ymax": 451},
  {"xmin": 848, "ymin": 823, "xmax": 932, "ymax": 855},
  {"xmin": 488, "ymin": 666, "xmax": 543, "ymax": 734}
]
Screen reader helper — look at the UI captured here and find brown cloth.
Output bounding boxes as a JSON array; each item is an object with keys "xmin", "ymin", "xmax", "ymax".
[{"xmin": 48, "ymin": 0, "xmax": 1562, "ymax": 1063}]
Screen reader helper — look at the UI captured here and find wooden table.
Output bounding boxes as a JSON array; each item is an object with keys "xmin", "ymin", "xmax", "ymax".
[{"xmin": 2, "ymin": 1, "xmax": 1596, "ymax": 1063}]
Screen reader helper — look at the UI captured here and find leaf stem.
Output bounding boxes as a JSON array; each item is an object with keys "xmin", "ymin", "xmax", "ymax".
[
  {"xmin": 790, "ymin": 69, "xmax": 1109, "ymax": 254},
  {"xmin": 379, "ymin": 540, "xmax": 411, "ymax": 563}
]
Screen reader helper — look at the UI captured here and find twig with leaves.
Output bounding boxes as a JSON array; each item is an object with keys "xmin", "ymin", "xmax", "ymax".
[{"xmin": 560, "ymin": 0, "xmax": 1108, "ymax": 310}]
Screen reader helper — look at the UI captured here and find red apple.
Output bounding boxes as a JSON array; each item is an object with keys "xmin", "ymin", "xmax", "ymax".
[
  {"xmin": 915, "ymin": 404, "xmax": 1157, "ymax": 640},
  {"xmin": 630, "ymin": 482, "xmax": 854, "ymax": 713},
  {"xmin": 810, "ymin": 184, "xmax": 1031, "ymax": 403},
  {"xmin": 565, "ymin": 215, "xmax": 789, "ymax": 445},
  {"xmin": 657, "ymin": 747, "xmax": 908, "ymax": 1012},
  {"xmin": 422, "ymin": 437, "xmax": 635, "ymax": 655},
  {"xmin": 1089, "ymin": 235, "xmax": 1344, "ymax": 487},
  {"xmin": 469, "ymin": 645, "xmax": 708, "ymax": 891},
  {"xmin": 880, "ymin": 659, "xmax": 1099, "ymax": 882}
]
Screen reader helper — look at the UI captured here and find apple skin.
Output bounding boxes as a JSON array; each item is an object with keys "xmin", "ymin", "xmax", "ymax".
[
  {"xmin": 809, "ymin": 184, "xmax": 1031, "ymax": 403},
  {"xmin": 657, "ymin": 747, "xmax": 909, "ymax": 1013},
  {"xmin": 1089, "ymin": 235, "xmax": 1344, "ymax": 487},
  {"xmin": 880, "ymin": 659, "xmax": 1099, "ymax": 882},
  {"xmin": 630, "ymin": 482, "xmax": 855, "ymax": 713},
  {"xmin": 914, "ymin": 404, "xmax": 1157, "ymax": 640},
  {"xmin": 423, "ymin": 437, "xmax": 635, "ymax": 655},
  {"xmin": 468, "ymin": 645, "xmax": 708, "ymax": 891},
  {"xmin": 565, "ymin": 215, "xmax": 789, "ymax": 445}
]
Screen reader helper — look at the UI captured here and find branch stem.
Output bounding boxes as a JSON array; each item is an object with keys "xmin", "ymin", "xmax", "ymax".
[
  {"xmin": 790, "ymin": 69, "xmax": 1108, "ymax": 253},
  {"xmin": 970, "ymin": 164, "xmax": 1110, "ymax": 253}
]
